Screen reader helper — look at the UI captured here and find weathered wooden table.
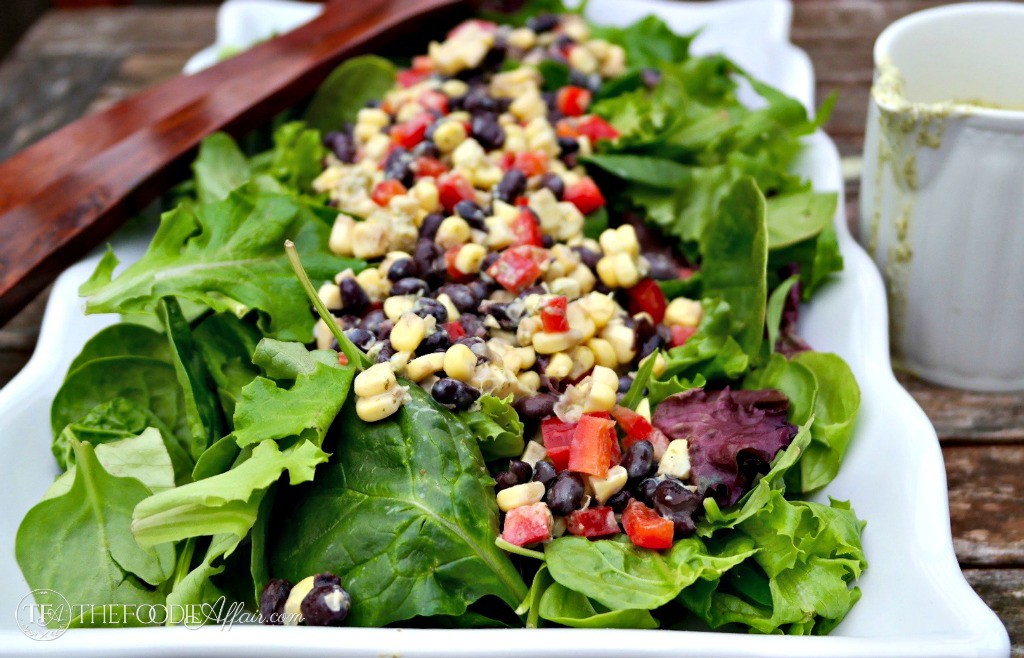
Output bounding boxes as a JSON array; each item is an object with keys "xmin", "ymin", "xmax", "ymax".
[{"xmin": 0, "ymin": 1, "xmax": 1021, "ymax": 650}]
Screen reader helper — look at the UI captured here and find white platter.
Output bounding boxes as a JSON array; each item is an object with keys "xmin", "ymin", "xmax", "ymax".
[{"xmin": 0, "ymin": 0, "xmax": 1009, "ymax": 656}]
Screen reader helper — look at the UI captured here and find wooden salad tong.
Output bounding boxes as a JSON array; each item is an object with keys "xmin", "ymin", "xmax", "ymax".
[{"xmin": 0, "ymin": 0, "xmax": 468, "ymax": 325}]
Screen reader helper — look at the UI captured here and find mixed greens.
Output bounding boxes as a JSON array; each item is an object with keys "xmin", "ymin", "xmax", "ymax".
[{"xmin": 16, "ymin": 0, "xmax": 865, "ymax": 635}]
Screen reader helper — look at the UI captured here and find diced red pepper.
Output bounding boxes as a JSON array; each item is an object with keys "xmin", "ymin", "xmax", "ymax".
[
  {"xmin": 556, "ymin": 86, "xmax": 592, "ymax": 117},
  {"xmin": 448, "ymin": 19, "xmax": 498, "ymax": 38},
  {"xmin": 391, "ymin": 113, "xmax": 433, "ymax": 149},
  {"xmin": 540, "ymin": 296, "xmax": 569, "ymax": 333},
  {"xmin": 419, "ymin": 90, "xmax": 449, "ymax": 115},
  {"xmin": 627, "ymin": 279, "xmax": 668, "ymax": 324},
  {"xmin": 564, "ymin": 177, "xmax": 606, "ymax": 215},
  {"xmin": 622, "ymin": 500, "xmax": 674, "ymax": 550},
  {"xmin": 511, "ymin": 208, "xmax": 544, "ymax": 247},
  {"xmin": 647, "ymin": 428, "xmax": 671, "ymax": 460},
  {"xmin": 486, "ymin": 245, "xmax": 548, "ymax": 294},
  {"xmin": 612, "ymin": 406, "xmax": 654, "ymax": 440},
  {"xmin": 555, "ymin": 118, "xmax": 580, "ymax": 139},
  {"xmin": 577, "ymin": 115, "xmax": 621, "ymax": 142},
  {"xmin": 371, "ymin": 179, "xmax": 407, "ymax": 206},
  {"xmin": 438, "ymin": 171, "xmax": 476, "ymax": 213},
  {"xmin": 397, "ymin": 68, "xmax": 431, "ymax": 88},
  {"xmin": 337, "ymin": 353, "xmax": 349, "ymax": 366},
  {"xmin": 445, "ymin": 321, "xmax": 467, "ymax": 341},
  {"xmin": 514, "ymin": 196, "xmax": 531, "ymax": 207},
  {"xmin": 542, "ymin": 417, "xmax": 576, "ymax": 471},
  {"xmin": 412, "ymin": 55, "xmax": 434, "ymax": 72},
  {"xmin": 501, "ymin": 502, "xmax": 553, "ymax": 547},
  {"xmin": 502, "ymin": 151, "xmax": 548, "ymax": 177},
  {"xmin": 414, "ymin": 156, "xmax": 448, "ymax": 179},
  {"xmin": 670, "ymin": 325, "xmax": 698, "ymax": 347},
  {"xmin": 567, "ymin": 506, "xmax": 620, "ymax": 539},
  {"xmin": 568, "ymin": 414, "xmax": 616, "ymax": 478}
]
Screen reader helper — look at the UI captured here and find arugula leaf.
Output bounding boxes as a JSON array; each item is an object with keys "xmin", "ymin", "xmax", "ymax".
[
  {"xmin": 160, "ymin": 297, "xmax": 225, "ymax": 459},
  {"xmin": 193, "ymin": 132, "xmax": 250, "ymax": 204},
  {"xmin": 304, "ymin": 56, "xmax": 396, "ymax": 133},
  {"xmin": 544, "ymin": 535, "xmax": 754, "ymax": 611},
  {"xmin": 80, "ymin": 187, "xmax": 362, "ymax": 342},
  {"xmin": 17, "ymin": 441, "xmax": 176, "ymax": 626},
  {"xmin": 699, "ymin": 177, "xmax": 768, "ymax": 359},
  {"xmin": 67, "ymin": 323, "xmax": 171, "ymax": 376},
  {"xmin": 459, "ymin": 394, "xmax": 525, "ymax": 460},
  {"xmin": 765, "ymin": 275, "xmax": 800, "ymax": 354},
  {"xmin": 538, "ymin": 582, "xmax": 658, "ymax": 629},
  {"xmin": 268, "ymin": 385, "xmax": 527, "ymax": 626},
  {"xmin": 233, "ymin": 339, "xmax": 355, "ymax": 449},
  {"xmin": 132, "ymin": 439, "xmax": 328, "ymax": 548}
]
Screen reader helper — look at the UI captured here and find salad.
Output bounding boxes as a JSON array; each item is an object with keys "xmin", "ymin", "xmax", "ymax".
[{"xmin": 16, "ymin": 1, "xmax": 865, "ymax": 636}]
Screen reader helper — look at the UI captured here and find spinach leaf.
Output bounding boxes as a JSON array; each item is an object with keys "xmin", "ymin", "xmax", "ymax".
[
  {"xmin": 80, "ymin": 187, "xmax": 362, "ymax": 342},
  {"xmin": 743, "ymin": 353, "xmax": 816, "ymax": 427},
  {"xmin": 517, "ymin": 563, "xmax": 554, "ymax": 628},
  {"xmin": 699, "ymin": 177, "xmax": 768, "ymax": 359},
  {"xmin": 193, "ymin": 132, "xmax": 250, "ymax": 204},
  {"xmin": 583, "ymin": 206, "xmax": 609, "ymax": 240},
  {"xmin": 536, "ymin": 59, "xmax": 570, "ymax": 91},
  {"xmin": 769, "ymin": 224, "xmax": 843, "ymax": 300},
  {"xmin": 16, "ymin": 441, "xmax": 176, "ymax": 626},
  {"xmin": 132, "ymin": 439, "xmax": 328, "ymax": 548},
  {"xmin": 790, "ymin": 352, "xmax": 860, "ymax": 492},
  {"xmin": 166, "ymin": 533, "xmax": 243, "ymax": 611},
  {"xmin": 67, "ymin": 323, "xmax": 171, "ymax": 376},
  {"xmin": 45, "ymin": 427, "xmax": 175, "ymax": 499},
  {"xmin": 234, "ymin": 339, "xmax": 354, "ymax": 449},
  {"xmin": 765, "ymin": 275, "xmax": 799, "ymax": 354},
  {"xmin": 592, "ymin": 15, "xmax": 692, "ymax": 69},
  {"xmin": 544, "ymin": 535, "xmax": 754, "ymax": 611},
  {"xmin": 459, "ymin": 394, "xmax": 524, "ymax": 460},
  {"xmin": 304, "ymin": 56, "xmax": 397, "ymax": 133},
  {"xmin": 192, "ymin": 313, "xmax": 262, "ymax": 418},
  {"xmin": 538, "ymin": 582, "xmax": 658, "ymax": 629},
  {"xmin": 268, "ymin": 385, "xmax": 527, "ymax": 626},
  {"xmin": 583, "ymin": 154, "xmax": 692, "ymax": 189},
  {"xmin": 160, "ymin": 297, "xmax": 225, "ymax": 459},
  {"xmin": 767, "ymin": 191, "xmax": 838, "ymax": 250}
]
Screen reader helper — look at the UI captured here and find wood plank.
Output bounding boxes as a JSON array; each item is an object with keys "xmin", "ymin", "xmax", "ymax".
[
  {"xmin": 945, "ymin": 445, "xmax": 1024, "ymax": 566},
  {"xmin": 906, "ymin": 375, "xmax": 1024, "ymax": 443},
  {"xmin": 962, "ymin": 569, "xmax": 1024, "ymax": 656}
]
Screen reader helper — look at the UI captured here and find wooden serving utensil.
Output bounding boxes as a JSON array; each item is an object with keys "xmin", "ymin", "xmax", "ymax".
[{"xmin": 0, "ymin": 0, "xmax": 468, "ymax": 324}]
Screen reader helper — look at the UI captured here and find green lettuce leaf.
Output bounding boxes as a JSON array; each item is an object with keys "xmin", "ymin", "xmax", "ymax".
[
  {"xmin": 192, "ymin": 313, "xmax": 263, "ymax": 419},
  {"xmin": 193, "ymin": 132, "xmax": 250, "ymax": 204},
  {"xmin": 537, "ymin": 582, "xmax": 659, "ymax": 629},
  {"xmin": 592, "ymin": 15, "xmax": 693, "ymax": 70},
  {"xmin": 45, "ymin": 427, "xmax": 175, "ymax": 500},
  {"xmin": 459, "ymin": 394, "xmax": 525, "ymax": 460}
]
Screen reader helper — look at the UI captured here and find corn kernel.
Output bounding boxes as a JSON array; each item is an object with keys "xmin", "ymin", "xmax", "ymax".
[
  {"xmin": 568, "ymin": 45, "xmax": 598, "ymax": 74},
  {"xmin": 318, "ymin": 283, "xmax": 341, "ymax": 310},
  {"xmin": 636, "ymin": 398, "xmax": 652, "ymax": 421},
  {"xmin": 599, "ymin": 225, "xmax": 639, "ymax": 257},
  {"xmin": 591, "ymin": 366, "xmax": 619, "ymax": 391},
  {"xmin": 549, "ymin": 276, "xmax": 582, "ymax": 300},
  {"xmin": 384, "ymin": 295, "xmax": 416, "ymax": 321},
  {"xmin": 352, "ymin": 221, "xmax": 390, "ymax": 260},
  {"xmin": 406, "ymin": 352, "xmax": 445, "ymax": 382},
  {"xmin": 520, "ymin": 440, "xmax": 547, "ymax": 467},
  {"xmin": 433, "ymin": 120, "xmax": 468, "ymax": 152},
  {"xmin": 579, "ymin": 292, "xmax": 617, "ymax": 328},
  {"xmin": 391, "ymin": 313, "xmax": 428, "ymax": 352},
  {"xmin": 436, "ymin": 293, "xmax": 461, "ymax": 321},
  {"xmin": 496, "ymin": 481, "xmax": 546, "ymax": 512},
  {"xmin": 639, "ymin": 352, "xmax": 667, "ymax": 378},
  {"xmin": 601, "ymin": 44, "xmax": 626, "ymax": 78},
  {"xmin": 411, "ymin": 179, "xmax": 440, "ymax": 212},
  {"xmin": 328, "ymin": 214, "xmax": 356, "ymax": 256},
  {"xmin": 568, "ymin": 346, "xmax": 595, "ymax": 381},
  {"xmin": 441, "ymin": 79, "xmax": 469, "ymax": 97},
  {"xmin": 355, "ymin": 387, "xmax": 408, "ymax": 422},
  {"xmin": 533, "ymin": 329, "xmax": 583, "ymax": 354},
  {"xmin": 509, "ymin": 88, "xmax": 547, "ymax": 122},
  {"xmin": 657, "ymin": 439, "xmax": 691, "ymax": 479},
  {"xmin": 354, "ymin": 362, "xmax": 397, "ymax": 397},
  {"xmin": 513, "ymin": 346, "xmax": 536, "ymax": 370},
  {"xmin": 517, "ymin": 315, "xmax": 542, "ymax": 347},
  {"xmin": 517, "ymin": 370, "xmax": 541, "ymax": 394},
  {"xmin": 665, "ymin": 297, "xmax": 703, "ymax": 328},
  {"xmin": 545, "ymin": 352, "xmax": 573, "ymax": 379},
  {"xmin": 565, "ymin": 301, "xmax": 596, "ymax": 341},
  {"xmin": 587, "ymin": 338, "xmax": 617, "ymax": 369},
  {"xmin": 507, "ymin": 27, "xmax": 537, "ymax": 50},
  {"xmin": 569, "ymin": 263, "xmax": 596, "ymax": 294},
  {"xmin": 436, "ymin": 216, "xmax": 471, "ymax": 249},
  {"xmin": 588, "ymin": 465, "xmax": 628, "ymax": 504},
  {"xmin": 444, "ymin": 343, "xmax": 477, "ymax": 382},
  {"xmin": 601, "ymin": 322, "xmax": 636, "ymax": 364},
  {"xmin": 584, "ymin": 382, "xmax": 617, "ymax": 413}
]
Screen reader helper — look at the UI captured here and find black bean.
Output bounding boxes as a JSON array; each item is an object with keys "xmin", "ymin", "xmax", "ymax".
[
  {"xmin": 652, "ymin": 478, "xmax": 701, "ymax": 537},
  {"xmin": 561, "ymin": 152, "xmax": 579, "ymax": 168},
  {"xmin": 300, "ymin": 583, "xmax": 351, "ymax": 626},
  {"xmin": 638, "ymin": 332, "xmax": 664, "ymax": 361},
  {"xmin": 416, "ymin": 327, "xmax": 451, "ymax": 355},
  {"xmin": 458, "ymin": 313, "xmax": 487, "ymax": 338},
  {"xmin": 480, "ymin": 301, "xmax": 519, "ymax": 330},
  {"xmin": 635, "ymin": 477, "xmax": 659, "ymax": 505},
  {"xmin": 554, "ymin": 34, "xmax": 575, "ymax": 49},
  {"xmin": 618, "ymin": 375, "xmax": 634, "ymax": 394},
  {"xmin": 412, "ymin": 297, "xmax": 448, "ymax": 324},
  {"xmin": 533, "ymin": 460, "xmax": 557, "ymax": 488},
  {"xmin": 339, "ymin": 278, "xmax": 369, "ymax": 314},
  {"xmin": 541, "ymin": 90, "xmax": 557, "ymax": 111},
  {"xmin": 420, "ymin": 213, "xmax": 445, "ymax": 240},
  {"xmin": 509, "ymin": 459, "xmax": 533, "ymax": 483},
  {"xmin": 312, "ymin": 573, "xmax": 342, "ymax": 588},
  {"xmin": 494, "ymin": 470, "xmax": 520, "ymax": 492},
  {"xmin": 454, "ymin": 199, "xmax": 487, "ymax": 230},
  {"xmin": 323, "ymin": 131, "xmax": 356, "ymax": 163},
  {"xmin": 463, "ymin": 90, "xmax": 501, "ymax": 114},
  {"xmin": 258, "ymin": 578, "xmax": 292, "ymax": 625},
  {"xmin": 387, "ymin": 257, "xmax": 419, "ymax": 282},
  {"xmin": 335, "ymin": 314, "xmax": 360, "ymax": 330},
  {"xmin": 538, "ymin": 172, "xmax": 565, "ymax": 200},
  {"xmin": 411, "ymin": 140, "xmax": 440, "ymax": 159},
  {"xmin": 621, "ymin": 440, "xmax": 655, "ymax": 482},
  {"xmin": 414, "ymin": 239, "xmax": 445, "ymax": 285},
  {"xmin": 556, "ymin": 137, "xmax": 580, "ymax": 158},
  {"xmin": 383, "ymin": 147, "xmax": 415, "ymax": 186},
  {"xmin": 541, "ymin": 235, "xmax": 555, "ymax": 249},
  {"xmin": 642, "ymin": 67, "xmax": 663, "ymax": 89},
  {"xmin": 467, "ymin": 280, "xmax": 490, "ymax": 302},
  {"xmin": 572, "ymin": 245, "xmax": 600, "ymax": 271},
  {"xmin": 526, "ymin": 13, "xmax": 559, "ymax": 32},
  {"xmin": 344, "ymin": 328, "xmax": 375, "ymax": 351},
  {"xmin": 480, "ymin": 251, "xmax": 501, "ymax": 273},
  {"xmin": 374, "ymin": 320, "xmax": 394, "ymax": 341},
  {"xmin": 391, "ymin": 277, "xmax": 430, "ymax": 297},
  {"xmin": 607, "ymin": 490, "xmax": 633, "ymax": 513},
  {"xmin": 514, "ymin": 393, "xmax": 557, "ymax": 420},
  {"xmin": 375, "ymin": 340, "xmax": 395, "ymax": 364},
  {"xmin": 546, "ymin": 471, "xmax": 585, "ymax": 516},
  {"xmin": 431, "ymin": 377, "xmax": 481, "ymax": 410},
  {"xmin": 495, "ymin": 169, "xmax": 527, "ymax": 203},
  {"xmin": 471, "ymin": 114, "xmax": 506, "ymax": 150},
  {"xmin": 644, "ymin": 252, "xmax": 677, "ymax": 280},
  {"xmin": 437, "ymin": 284, "xmax": 477, "ymax": 313},
  {"xmin": 358, "ymin": 309, "xmax": 387, "ymax": 334}
]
